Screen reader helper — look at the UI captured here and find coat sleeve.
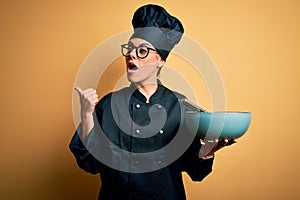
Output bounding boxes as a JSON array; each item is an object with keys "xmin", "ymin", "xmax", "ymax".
[
  {"xmin": 178, "ymin": 97, "xmax": 215, "ymax": 181},
  {"xmin": 181, "ymin": 137, "xmax": 214, "ymax": 182},
  {"xmin": 69, "ymin": 93, "xmax": 113, "ymax": 174},
  {"xmin": 69, "ymin": 124, "xmax": 102, "ymax": 174}
]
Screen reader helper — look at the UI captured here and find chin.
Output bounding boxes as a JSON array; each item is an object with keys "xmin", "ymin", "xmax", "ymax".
[{"xmin": 127, "ymin": 74, "xmax": 137, "ymax": 83}]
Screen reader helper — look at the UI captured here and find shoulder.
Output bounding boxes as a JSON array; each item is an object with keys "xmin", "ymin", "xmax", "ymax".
[
  {"xmin": 95, "ymin": 86, "xmax": 132, "ymax": 110},
  {"xmin": 94, "ymin": 92, "xmax": 111, "ymax": 113},
  {"xmin": 160, "ymin": 84, "xmax": 186, "ymax": 100}
]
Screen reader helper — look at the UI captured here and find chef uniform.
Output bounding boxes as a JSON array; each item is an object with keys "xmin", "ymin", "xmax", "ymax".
[{"xmin": 70, "ymin": 4, "xmax": 214, "ymax": 200}]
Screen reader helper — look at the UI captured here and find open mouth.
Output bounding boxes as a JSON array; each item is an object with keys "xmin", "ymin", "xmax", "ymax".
[{"xmin": 128, "ymin": 63, "xmax": 138, "ymax": 72}]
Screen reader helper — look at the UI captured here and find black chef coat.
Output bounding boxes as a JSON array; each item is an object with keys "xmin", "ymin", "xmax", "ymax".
[{"xmin": 69, "ymin": 82, "xmax": 214, "ymax": 200}]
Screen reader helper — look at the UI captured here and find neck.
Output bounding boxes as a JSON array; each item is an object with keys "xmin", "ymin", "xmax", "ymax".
[{"xmin": 134, "ymin": 81, "xmax": 158, "ymax": 103}]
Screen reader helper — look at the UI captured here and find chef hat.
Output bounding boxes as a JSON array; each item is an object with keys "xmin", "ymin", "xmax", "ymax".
[{"xmin": 130, "ymin": 4, "xmax": 184, "ymax": 60}]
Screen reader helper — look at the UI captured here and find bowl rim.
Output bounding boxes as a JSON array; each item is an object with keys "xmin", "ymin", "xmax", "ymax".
[{"xmin": 185, "ymin": 111, "xmax": 251, "ymax": 114}]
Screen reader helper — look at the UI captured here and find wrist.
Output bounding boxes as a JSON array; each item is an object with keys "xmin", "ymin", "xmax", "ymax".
[
  {"xmin": 199, "ymin": 154, "xmax": 214, "ymax": 160},
  {"xmin": 80, "ymin": 112, "xmax": 94, "ymax": 140},
  {"xmin": 81, "ymin": 112, "xmax": 93, "ymax": 122}
]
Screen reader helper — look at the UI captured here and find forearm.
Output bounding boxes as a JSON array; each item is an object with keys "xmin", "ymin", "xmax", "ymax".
[{"xmin": 81, "ymin": 112, "xmax": 94, "ymax": 140}]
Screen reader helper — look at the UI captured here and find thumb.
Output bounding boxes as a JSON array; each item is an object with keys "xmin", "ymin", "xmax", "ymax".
[{"xmin": 74, "ymin": 87, "xmax": 83, "ymax": 95}]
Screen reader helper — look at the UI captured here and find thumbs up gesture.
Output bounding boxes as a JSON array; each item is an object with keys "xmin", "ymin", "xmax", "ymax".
[{"xmin": 74, "ymin": 87, "xmax": 99, "ymax": 116}]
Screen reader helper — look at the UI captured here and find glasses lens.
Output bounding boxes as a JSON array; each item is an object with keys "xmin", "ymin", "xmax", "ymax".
[
  {"xmin": 121, "ymin": 44, "xmax": 129, "ymax": 56},
  {"xmin": 121, "ymin": 44, "xmax": 152, "ymax": 59},
  {"xmin": 137, "ymin": 46, "xmax": 149, "ymax": 58}
]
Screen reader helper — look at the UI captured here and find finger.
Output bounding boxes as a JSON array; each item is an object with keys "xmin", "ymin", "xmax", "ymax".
[
  {"xmin": 200, "ymin": 139, "xmax": 216, "ymax": 145},
  {"xmin": 89, "ymin": 95, "xmax": 99, "ymax": 105},
  {"xmin": 74, "ymin": 87, "xmax": 83, "ymax": 95},
  {"xmin": 80, "ymin": 88, "xmax": 96, "ymax": 96},
  {"xmin": 82, "ymin": 92, "xmax": 98, "ymax": 101},
  {"xmin": 92, "ymin": 95, "xmax": 99, "ymax": 102},
  {"xmin": 226, "ymin": 139, "xmax": 237, "ymax": 146},
  {"xmin": 81, "ymin": 89, "xmax": 97, "ymax": 98},
  {"xmin": 222, "ymin": 139, "xmax": 229, "ymax": 146},
  {"xmin": 215, "ymin": 139, "xmax": 228, "ymax": 150},
  {"xmin": 83, "ymin": 88, "xmax": 97, "ymax": 94},
  {"xmin": 200, "ymin": 138, "xmax": 205, "ymax": 145},
  {"xmin": 95, "ymin": 97, "xmax": 99, "ymax": 105}
]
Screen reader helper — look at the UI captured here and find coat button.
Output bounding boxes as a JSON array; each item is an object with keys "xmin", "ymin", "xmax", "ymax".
[
  {"xmin": 136, "ymin": 104, "xmax": 141, "ymax": 109},
  {"xmin": 157, "ymin": 104, "xmax": 162, "ymax": 109},
  {"xmin": 159, "ymin": 129, "xmax": 164, "ymax": 134},
  {"xmin": 158, "ymin": 161, "xmax": 162, "ymax": 165},
  {"xmin": 135, "ymin": 129, "xmax": 141, "ymax": 134}
]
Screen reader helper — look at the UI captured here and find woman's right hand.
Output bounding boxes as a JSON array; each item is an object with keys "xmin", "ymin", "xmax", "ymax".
[
  {"xmin": 74, "ymin": 87, "xmax": 98, "ymax": 139},
  {"xmin": 74, "ymin": 87, "xmax": 99, "ymax": 117}
]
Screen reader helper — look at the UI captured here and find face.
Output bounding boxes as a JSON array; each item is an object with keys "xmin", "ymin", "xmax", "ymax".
[{"xmin": 125, "ymin": 38, "xmax": 165, "ymax": 86}]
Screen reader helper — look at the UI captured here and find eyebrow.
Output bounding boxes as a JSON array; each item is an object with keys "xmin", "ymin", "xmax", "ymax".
[
  {"xmin": 139, "ymin": 43, "xmax": 152, "ymax": 47},
  {"xmin": 128, "ymin": 42, "xmax": 152, "ymax": 48}
]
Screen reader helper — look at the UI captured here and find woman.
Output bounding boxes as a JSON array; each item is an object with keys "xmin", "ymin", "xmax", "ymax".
[{"xmin": 70, "ymin": 4, "xmax": 236, "ymax": 200}]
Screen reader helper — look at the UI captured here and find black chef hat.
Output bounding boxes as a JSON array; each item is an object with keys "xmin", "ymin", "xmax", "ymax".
[{"xmin": 130, "ymin": 4, "xmax": 184, "ymax": 60}]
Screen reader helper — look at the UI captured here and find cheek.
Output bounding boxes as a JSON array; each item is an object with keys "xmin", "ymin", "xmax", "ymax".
[
  {"xmin": 136, "ymin": 53, "xmax": 160, "ymax": 72},
  {"xmin": 141, "ymin": 55, "xmax": 158, "ymax": 66},
  {"xmin": 138, "ymin": 60, "xmax": 158, "ymax": 74},
  {"xmin": 139, "ymin": 64, "xmax": 156, "ymax": 73}
]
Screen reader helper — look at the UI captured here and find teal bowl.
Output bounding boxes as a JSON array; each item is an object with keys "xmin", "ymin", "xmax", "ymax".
[{"xmin": 185, "ymin": 111, "xmax": 252, "ymax": 140}]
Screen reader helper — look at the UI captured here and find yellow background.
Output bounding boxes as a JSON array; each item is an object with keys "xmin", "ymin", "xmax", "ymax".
[{"xmin": 1, "ymin": 0, "xmax": 299, "ymax": 199}]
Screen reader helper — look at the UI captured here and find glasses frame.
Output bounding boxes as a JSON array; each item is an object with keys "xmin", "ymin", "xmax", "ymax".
[{"xmin": 121, "ymin": 44, "xmax": 156, "ymax": 59}]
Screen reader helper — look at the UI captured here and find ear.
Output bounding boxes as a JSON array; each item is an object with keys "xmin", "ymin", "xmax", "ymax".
[{"xmin": 156, "ymin": 55, "xmax": 165, "ymax": 67}]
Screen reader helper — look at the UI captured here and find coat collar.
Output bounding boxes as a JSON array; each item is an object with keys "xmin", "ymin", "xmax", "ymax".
[{"xmin": 130, "ymin": 80, "xmax": 166, "ymax": 104}]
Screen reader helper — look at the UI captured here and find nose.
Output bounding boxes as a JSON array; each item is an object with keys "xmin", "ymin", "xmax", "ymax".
[{"xmin": 127, "ymin": 49, "xmax": 137, "ymax": 59}]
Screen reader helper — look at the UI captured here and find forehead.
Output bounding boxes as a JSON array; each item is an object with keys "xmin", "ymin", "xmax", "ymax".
[{"xmin": 128, "ymin": 38, "xmax": 155, "ymax": 48}]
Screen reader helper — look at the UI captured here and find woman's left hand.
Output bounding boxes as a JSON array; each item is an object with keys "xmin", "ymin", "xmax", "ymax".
[{"xmin": 198, "ymin": 138, "xmax": 237, "ymax": 159}]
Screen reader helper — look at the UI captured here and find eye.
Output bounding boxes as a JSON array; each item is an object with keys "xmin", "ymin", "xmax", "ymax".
[{"xmin": 138, "ymin": 47, "xmax": 148, "ymax": 55}]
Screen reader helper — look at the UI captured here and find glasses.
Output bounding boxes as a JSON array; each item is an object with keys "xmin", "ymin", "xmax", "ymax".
[{"xmin": 121, "ymin": 44, "xmax": 156, "ymax": 59}]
